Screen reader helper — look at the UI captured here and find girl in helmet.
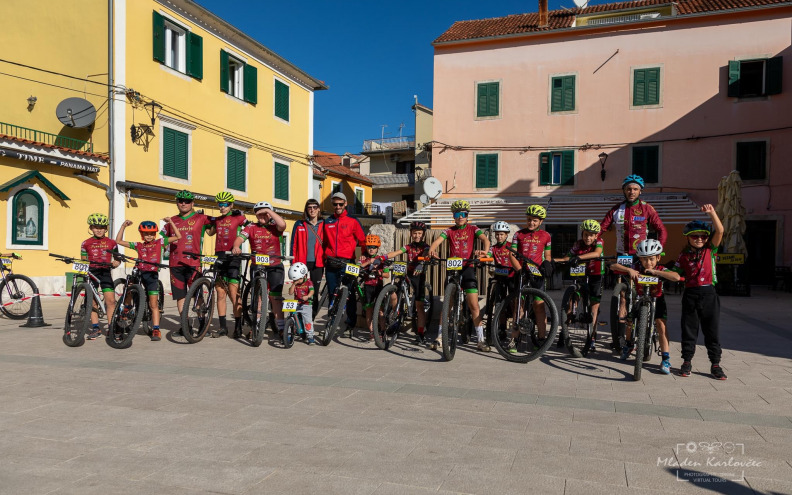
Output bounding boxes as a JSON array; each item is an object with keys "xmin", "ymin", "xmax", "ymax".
[
  {"xmin": 383, "ymin": 221, "xmax": 430, "ymax": 343},
  {"xmin": 669, "ymin": 204, "xmax": 726, "ymax": 380},
  {"xmin": 81, "ymin": 213, "xmax": 121, "ymax": 340},
  {"xmin": 359, "ymin": 234, "xmax": 391, "ymax": 340},
  {"xmin": 286, "ymin": 262, "xmax": 315, "ymax": 345},
  {"xmin": 611, "ymin": 238, "xmax": 680, "ymax": 374},
  {"xmin": 115, "ymin": 218, "xmax": 182, "ymax": 341}
]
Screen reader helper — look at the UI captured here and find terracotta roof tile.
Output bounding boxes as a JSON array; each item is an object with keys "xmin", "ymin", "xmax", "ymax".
[
  {"xmin": 0, "ymin": 133, "xmax": 109, "ymax": 161},
  {"xmin": 313, "ymin": 150, "xmax": 373, "ymax": 185},
  {"xmin": 434, "ymin": 0, "xmax": 789, "ymax": 43}
]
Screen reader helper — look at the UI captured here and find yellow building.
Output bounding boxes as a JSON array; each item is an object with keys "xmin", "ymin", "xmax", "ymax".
[
  {"xmin": 312, "ymin": 151, "xmax": 373, "ymax": 216},
  {"xmin": 0, "ymin": 0, "xmax": 325, "ymax": 292}
]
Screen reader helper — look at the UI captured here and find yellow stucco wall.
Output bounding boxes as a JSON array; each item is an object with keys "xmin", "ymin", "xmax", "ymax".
[{"xmin": 319, "ymin": 174, "xmax": 372, "ymax": 214}]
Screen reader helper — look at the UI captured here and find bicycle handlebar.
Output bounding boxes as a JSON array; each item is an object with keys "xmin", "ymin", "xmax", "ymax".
[
  {"xmin": 107, "ymin": 250, "xmax": 169, "ymax": 270},
  {"xmin": 49, "ymin": 253, "xmax": 113, "ymax": 269}
]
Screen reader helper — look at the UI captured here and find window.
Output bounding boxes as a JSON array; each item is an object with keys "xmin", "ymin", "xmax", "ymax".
[
  {"xmin": 736, "ymin": 141, "xmax": 767, "ymax": 180},
  {"xmin": 162, "ymin": 127, "xmax": 189, "ymax": 180},
  {"xmin": 220, "ymin": 50, "xmax": 257, "ymax": 103},
  {"xmin": 396, "ymin": 161, "xmax": 415, "ymax": 174},
  {"xmin": 354, "ymin": 188, "xmax": 364, "ymax": 215},
  {"xmin": 331, "ymin": 181, "xmax": 341, "ymax": 195},
  {"xmin": 632, "ymin": 145, "xmax": 660, "ymax": 183},
  {"xmin": 11, "ymin": 189, "xmax": 43, "ymax": 246},
  {"xmin": 475, "ymin": 154, "xmax": 498, "ymax": 189},
  {"xmin": 152, "ymin": 11, "xmax": 202, "ymax": 79},
  {"xmin": 275, "ymin": 79, "xmax": 289, "ymax": 121},
  {"xmin": 226, "ymin": 147, "xmax": 246, "ymax": 192},
  {"xmin": 274, "ymin": 162, "xmax": 289, "ymax": 201},
  {"xmin": 729, "ymin": 57, "xmax": 783, "ymax": 98},
  {"xmin": 633, "ymin": 67, "xmax": 660, "ymax": 106},
  {"xmin": 539, "ymin": 151, "xmax": 574, "ymax": 186},
  {"xmin": 550, "ymin": 75, "xmax": 575, "ymax": 112},
  {"xmin": 476, "ymin": 81, "xmax": 500, "ymax": 118}
]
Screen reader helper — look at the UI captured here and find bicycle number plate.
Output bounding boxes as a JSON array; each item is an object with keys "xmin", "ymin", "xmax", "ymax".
[
  {"xmin": 617, "ymin": 255, "xmax": 633, "ymax": 267},
  {"xmin": 345, "ymin": 263, "xmax": 361, "ymax": 276},
  {"xmin": 72, "ymin": 262, "xmax": 90, "ymax": 275},
  {"xmin": 201, "ymin": 256, "xmax": 218, "ymax": 265},
  {"xmin": 528, "ymin": 264, "xmax": 542, "ymax": 277},
  {"xmin": 391, "ymin": 262, "xmax": 407, "ymax": 276},
  {"xmin": 254, "ymin": 255, "xmax": 271, "ymax": 265},
  {"xmin": 570, "ymin": 264, "xmax": 587, "ymax": 277},
  {"xmin": 446, "ymin": 258, "xmax": 463, "ymax": 271},
  {"xmin": 637, "ymin": 275, "xmax": 659, "ymax": 285},
  {"xmin": 0, "ymin": 257, "xmax": 12, "ymax": 267},
  {"xmin": 282, "ymin": 300, "xmax": 298, "ymax": 312},
  {"xmin": 494, "ymin": 267, "xmax": 510, "ymax": 276}
]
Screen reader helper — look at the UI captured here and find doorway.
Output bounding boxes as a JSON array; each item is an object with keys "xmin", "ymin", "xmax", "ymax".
[{"xmin": 744, "ymin": 220, "xmax": 776, "ymax": 285}]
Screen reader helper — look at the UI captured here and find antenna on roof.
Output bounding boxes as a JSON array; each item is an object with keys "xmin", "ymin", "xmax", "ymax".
[{"xmin": 573, "ymin": 0, "xmax": 589, "ymax": 8}]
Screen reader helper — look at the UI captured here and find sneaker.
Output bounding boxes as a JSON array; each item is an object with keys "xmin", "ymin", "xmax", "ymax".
[
  {"xmin": 477, "ymin": 341, "xmax": 491, "ymax": 352},
  {"xmin": 368, "ymin": 331, "xmax": 374, "ymax": 341},
  {"xmin": 679, "ymin": 361, "xmax": 692, "ymax": 377},
  {"xmin": 507, "ymin": 338, "xmax": 517, "ymax": 354},
  {"xmin": 660, "ymin": 359, "xmax": 671, "ymax": 375},
  {"xmin": 619, "ymin": 344, "xmax": 634, "ymax": 361},
  {"xmin": 210, "ymin": 328, "xmax": 228, "ymax": 338},
  {"xmin": 151, "ymin": 329, "xmax": 161, "ymax": 342},
  {"xmin": 430, "ymin": 338, "xmax": 441, "ymax": 350},
  {"xmin": 711, "ymin": 364, "xmax": 727, "ymax": 380},
  {"xmin": 589, "ymin": 339, "xmax": 596, "ymax": 352},
  {"xmin": 556, "ymin": 334, "xmax": 565, "ymax": 348},
  {"xmin": 307, "ymin": 337, "xmax": 315, "ymax": 346},
  {"xmin": 415, "ymin": 333, "xmax": 425, "ymax": 345},
  {"xmin": 87, "ymin": 328, "xmax": 101, "ymax": 340}
]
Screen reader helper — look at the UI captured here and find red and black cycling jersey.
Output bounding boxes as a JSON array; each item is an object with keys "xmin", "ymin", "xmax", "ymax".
[
  {"xmin": 162, "ymin": 211, "xmax": 212, "ymax": 268},
  {"xmin": 81, "ymin": 236, "xmax": 118, "ymax": 268},
  {"xmin": 671, "ymin": 245, "xmax": 718, "ymax": 288},
  {"xmin": 441, "ymin": 224, "xmax": 483, "ymax": 266},
  {"xmin": 635, "ymin": 264, "xmax": 668, "ymax": 297},
  {"xmin": 292, "ymin": 279, "xmax": 314, "ymax": 303},
  {"xmin": 240, "ymin": 222, "xmax": 283, "ymax": 266},
  {"xmin": 567, "ymin": 239, "xmax": 604, "ymax": 276},
  {"xmin": 399, "ymin": 241, "xmax": 429, "ymax": 275},
  {"xmin": 211, "ymin": 212, "xmax": 249, "ymax": 253},
  {"xmin": 600, "ymin": 200, "xmax": 667, "ymax": 255},
  {"xmin": 360, "ymin": 255, "xmax": 388, "ymax": 287},
  {"xmin": 489, "ymin": 242, "xmax": 514, "ymax": 278},
  {"xmin": 511, "ymin": 228, "xmax": 551, "ymax": 266},
  {"xmin": 128, "ymin": 238, "xmax": 166, "ymax": 272}
]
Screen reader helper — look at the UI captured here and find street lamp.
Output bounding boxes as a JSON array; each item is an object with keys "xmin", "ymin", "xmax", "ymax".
[{"xmin": 599, "ymin": 152, "xmax": 608, "ymax": 182}]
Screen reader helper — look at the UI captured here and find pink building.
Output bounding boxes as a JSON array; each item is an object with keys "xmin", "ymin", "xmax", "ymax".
[{"xmin": 425, "ymin": 0, "xmax": 791, "ymax": 285}]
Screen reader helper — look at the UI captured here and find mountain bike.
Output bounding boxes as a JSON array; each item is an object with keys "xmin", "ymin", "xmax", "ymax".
[
  {"xmin": 371, "ymin": 259, "xmax": 434, "ymax": 350},
  {"xmin": 490, "ymin": 247, "xmax": 559, "ymax": 363},
  {"xmin": 0, "ymin": 252, "xmax": 36, "ymax": 320},
  {"xmin": 239, "ymin": 253, "xmax": 293, "ymax": 347},
  {"xmin": 316, "ymin": 260, "xmax": 373, "ymax": 346},
  {"xmin": 610, "ymin": 255, "xmax": 636, "ymax": 353},
  {"xmin": 180, "ymin": 252, "xmax": 229, "ymax": 343},
  {"xmin": 624, "ymin": 275, "xmax": 661, "ymax": 381}
]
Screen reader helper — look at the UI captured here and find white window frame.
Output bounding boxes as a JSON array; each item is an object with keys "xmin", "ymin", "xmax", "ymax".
[
  {"xmin": 629, "ymin": 64, "xmax": 664, "ymax": 110},
  {"xmin": 158, "ymin": 114, "xmax": 196, "ymax": 185},
  {"xmin": 630, "ymin": 143, "xmax": 663, "ymax": 185},
  {"xmin": 225, "ymin": 138, "xmax": 251, "ymax": 197},
  {"xmin": 273, "ymin": 76, "xmax": 291, "ymax": 124},
  {"xmin": 273, "ymin": 158, "xmax": 291, "ymax": 205},
  {"xmin": 547, "ymin": 72, "xmax": 579, "ymax": 115},
  {"xmin": 227, "ymin": 54, "xmax": 244, "ymax": 100},
  {"xmin": 474, "ymin": 79, "xmax": 502, "ymax": 121},
  {"xmin": 6, "ymin": 184, "xmax": 49, "ymax": 251},
  {"xmin": 164, "ymin": 21, "xmax": 186, "ymax": 73},
  {"xmin": 733, "ymin": 138, "xmax": 770, "ymax": 184}
]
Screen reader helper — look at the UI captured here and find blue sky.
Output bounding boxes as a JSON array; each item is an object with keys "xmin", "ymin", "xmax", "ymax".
[{"xmin": 195, "ymin": 1, "xmax": 603, "ymax": 156}]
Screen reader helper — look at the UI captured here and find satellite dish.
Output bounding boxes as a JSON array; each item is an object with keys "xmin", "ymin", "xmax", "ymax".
[
  {"xmin": 419, "ymin": 194, "xmax": 429, "ymax": 204},
  {"xmin": 423, "ymin": 177, "xmax": 443, "ymax": 199},
  {"xmin": 573, "ymin": 0, "xmax": 589, "ymax": 7},
  {"xmin": 56, "ymin": 98, "xmax": 96, "ymax": 128}
]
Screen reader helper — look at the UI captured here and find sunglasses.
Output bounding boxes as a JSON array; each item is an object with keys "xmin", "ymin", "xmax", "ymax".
[
  {"xmin": 217, "ymin": 202, "xmax": 231, "ymax": 208},
  {"xmin": 689, "ymin": 234, "xmax": 708, "ymax": 240},
  {"xmin": 177, "ymin": 199, "xmax": 193, "ymax": 204},
  {"xmin": 453, "ymin": 211, "xmax": 468, "ymax": 219},
  {"xmin": 332, "ymin": 202, "xmax": 345, "ymax": 207},
  {"xmin": 307, "ymin": 205, "xmax": 320, "ymax": 210}
]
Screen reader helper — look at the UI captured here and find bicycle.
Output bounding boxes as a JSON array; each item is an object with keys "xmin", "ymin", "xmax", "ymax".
[
  {"xmin": 315, "ymin": 259, "xmax": 372, "ymax": 346},
  {"xmin": 623, "ymin": 274, "xmax": 662, "ymax": 381},
  {"xmin": 180, "ymin": 251, "xmax": 229, "ymax": 344},
  {"xmin": 239, "ymin": 253, "xmax": 293, "ymax": 347},
  {"xmin": 609, "ymin": 255, "xmax": 637, "ymax": 353},
  {"xmin": 490, "ymin": 247, "xmax": 560, "ymax": 363},
  {"xmin": 371, "ymin": 259, "xmax": 434, "ymax": 350},
  {"xmin": 280, "ymin": 298, "xmax": 310, "ymax": 348},
  {"xmin": 0, "ymin": 252, "xmax": 36, "ymax": 320}
]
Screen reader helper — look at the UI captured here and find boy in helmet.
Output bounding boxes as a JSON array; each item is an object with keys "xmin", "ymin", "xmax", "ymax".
[
  {"xmin": 286, "ymin": 262, "xmax": 315, "ymax": 345},
  {"xmin": 116, "ymin": 218, "xmax": 182, "ymax": 341},
  {"xmin": 669, "ymin": 204, "xmax": 726, "ymax": 380},
  {"xmin": 384, "ymin": 221, "xmax": 430, "ymax": 343},
  {"xmin": 81, "ymin": 213, "xmax": 121, "ymax": 340},
  {"xmin": 359, "ymin": 234, "xmax": 390, "ymax": 340},
  {"xmin": 610, "ymin": 239, "xmax": 680, "ymax": 374},
  {"xmin": 429, "ymin": 200, "xmax": 491, "ymax": 351}
]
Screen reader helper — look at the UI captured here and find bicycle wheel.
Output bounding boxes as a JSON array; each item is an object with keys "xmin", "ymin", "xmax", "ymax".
[
  {"xmin": 181, "ymin": 277, "xmax": 215, "ymax": 343},
  {"xmin": 282, "ymin": 316, "xmax": 295, "ymax": 348},
  {"xmin": 322, "ymin": 286, "xmax": 348, "ymax": 346},
  {"xmin": 106, "ymin": 284, "xmax": 145, "ymax": 349},
  {"xmin": 492, "ymin": 288, "xmax": 559, "ymax": 363},
  {"xmin": 317, "ymin": 282, "xmax": 328, "ymax": 310},
  {"xmin": 62, "ymin": 283, "xmax": 91, "ymax": 347},
  {"xmin": 250, "ymin": 277, "xmax": 269, "ymax": 348},
  {"xmin": 373, "ymin": 284, "xmax": 399, "ymax": 350},
  {"xmin": 562, "ymin": 286, "xmax": 589, "ymax": 358},
  {"xmin": 421, "ymin": 282, "xmax": 435, "ymax": 334},
  {"xmin": 0, "ymin": 274, "xmax": 36, "ymax": 319},
  {"xmin": 157, "ymin": 280, "xmax": 165, "ymax": 312},
  {"xmin": 633, "ymin": 303, "xmax": 650, "ymax": 381},
  {"xmin": 610, "ymin": 282, "xmax": 628, "ymax": 350},
  {"xmin": 440, "ymin": 283, "xmax": 459, "ymax": 361}
]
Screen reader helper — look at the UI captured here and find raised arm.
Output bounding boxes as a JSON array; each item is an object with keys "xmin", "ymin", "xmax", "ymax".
[
  {"xmin": 164, "ymin": 217, "xmax": 182, "ymax": 243},
  {"xmin": 702, "ymin": 204, "xmax": 724, "ymax": 248},
  {"xmin": 115, "ymin": 220, "xmax": 133, "ymax": 248}
]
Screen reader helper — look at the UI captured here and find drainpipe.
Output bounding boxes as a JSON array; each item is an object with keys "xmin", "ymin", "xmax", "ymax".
[
  {"xmin": 539, "ymin": 0, "xmax": 548, "ymax": 27},
  {"xmin": 107, "ymin": 0, "xmax": 115, "ymax": 229}
]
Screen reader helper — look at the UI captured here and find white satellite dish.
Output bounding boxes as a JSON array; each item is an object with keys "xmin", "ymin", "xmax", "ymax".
[
  {"xmin": 573, "ymin": 0, "xmax": 589, "ymax": 8},
  {"xmin": 423, "ymin": 177, "xmax": 443, "ymax": 200},
  {"xmin": 419, "ymin": 194, "xmax": 429, "ymax": 204}
]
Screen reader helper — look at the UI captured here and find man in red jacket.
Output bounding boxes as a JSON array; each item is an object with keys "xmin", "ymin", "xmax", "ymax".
[
  {"xmin": 322, "ymin": 192, "xmax": 366, "ymax": 330},
  {"xmin": 290, "ymin": 199, "xmax": 324, "ymax": 314}
]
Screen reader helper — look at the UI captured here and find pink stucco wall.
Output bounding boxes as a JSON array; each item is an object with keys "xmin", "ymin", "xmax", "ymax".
[{"xmin": 433, "ymin": 8, "xmax": 792, "ymax": 264}]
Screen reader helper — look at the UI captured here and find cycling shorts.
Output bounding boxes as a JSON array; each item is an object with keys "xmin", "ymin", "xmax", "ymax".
[
  {"xmin": 89, "ymin": 268, "xmax": 115, "ymax": 293},
  {"xmin": 140, "ymin": 271, "xmax": 160, "ymax": 295},
  {"xmin": 363, "ymin": 284, "xmax": 382, "ymax": 309},
  {"xmin": 408, "ymin": 274, "xmax": 426, "ymax": 298},
  {"xmin": 216, "ymin": 256, "xmax": 241, "ymax": 284},
  {"xmin": 252, "ymin": 265, "xmax": 285, "ymax": 297},
  {"xmin": 654, "ymin": 295, "xmax": 668, "ymax": 321},
  {"xmin": 491, "ymin": 275, "xmax": 517, "ymax": 300},
  {"xmin": 586, "ymin": 275, "xmax": 603, "ymax": 303},
  {"xmin": 446, "ymin": 265, "xmax": 478, "ymax": 294},
  {"xmin": 170, "ymin": 265, "xmax": 200, "ymax": 300}
]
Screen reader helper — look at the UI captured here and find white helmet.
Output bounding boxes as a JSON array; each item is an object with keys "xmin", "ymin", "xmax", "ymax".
[
  {"xmin": 254, "ymin": 201, "xmax": 273, "ymax": 212},
  {"xmin": 288, "ymin": 262, "xmax": 309, "ymax": 281},
  {"xmin": 636, "ymin": 239, "xmax": 663, "ymax": 257},
  {"xmin": 492, "ymin": 221, "xmax": 510, "ymax": 233}
]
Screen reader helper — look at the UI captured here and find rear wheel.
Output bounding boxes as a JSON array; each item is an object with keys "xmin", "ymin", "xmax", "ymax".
[
  {"xmin": 63, "ymin": 283, "xmax": 92, "ymax": 347},
  {"xmin": 610, "ymin": 283, "xmax": 629, "ymax": 350},
  {"xmin": 562, "ymin": 286, "xmax": 591, "ymax": 358},
  {"xmin": 181, "ymin": 277, "xmax": 214, "ymax": 343},
  {"xmin": 250, "ymin": 277, "xmax": 269, "ymax": 348},
  {"xmin": 282, "ymin": 316, "xmax": 295, "ymax": 348},
  {"xmin": 106, "ymin": 284, "xmax": 145, "ymax": 349},
  {"xmin": 440, "ymin": 283, "xmax": 460, "ymax": 361},
  {"xmin": 633, "ymin": 303, "xmax": 650, "ymax": 381},
  {"xmin": 373, "ymin": 284, "xmax": 399, "ymax": 350},
  {"xmin": 492, "ymin": 287, "xmax": 559, "ymax": 363},
  {"xmin": 0, "ymin": 274, "xmax": 37, "ymax": 320}
]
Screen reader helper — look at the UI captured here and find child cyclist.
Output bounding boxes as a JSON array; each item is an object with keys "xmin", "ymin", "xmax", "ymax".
[
  {"xmin": 488, "ymin": 221, "xmax": 517, "ymax": 352},
  {"xmin": 610, "ymin": 239, "xmax": 680, "ymax": 374},
  {"xmin": 383, "ymin": 221, "xmax": 430, "ymax": 344},
  {"xmin": 359, "ymin": 235, "xmax": 391, "ymax": 340},
  {"xmin": 210, "ymin": 192, "xmax": 249, "ymax": 338},
  {"xmin": 429, "ymin": 200, "xmax": 491, "ymax": 352},
  {"xmin": 670, "ymin": 204, "xmax": 726, "ymax": 380},
  {"xmin": 115, "ymin": 218, "xmax": 182, "ymax": 341},
  {"xmin": 286, "ymin": 262, "xmax": 315, "ymax": 345},
  {"xmin": 553, "ymin": 219, "xmax": 605, "ymax": 351},
  {"xmin": 81, "ymin": 213, "xmax": 120, "ymax": 340}
]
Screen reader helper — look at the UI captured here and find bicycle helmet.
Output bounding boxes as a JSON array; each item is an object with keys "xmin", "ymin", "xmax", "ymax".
[
  {"xmin": 683, "ymin": 220, "xmax": 711, "ymax": 236},
  {"xmin": 622, "ymin": 174, "xmax": 645, "ymax": 189},
  {"xmin": 409, "ymin": 221, "xmax": 428, "ymax": 231},
  {"xmin": 138, "ymin": 221, "xmax": 159, "ymax": 234},
  {"xmin": 253, "ymin": 201, "xmax": 273, "ymax": 212},
  {"xmin": 175, "ymin": 190, "xmax": 194, "ymax": 201},
  {"xmin": 365, "ymin": 234, "xmax": 381, "ymax": 247},
  {"xmin": 450, "ymin": 200, "xmax": 470, "ymax": 213},
  {"xmin": 525, "ymin": 205, "xmax": 547, "ymax": 219},
  {"xmin": 635, "ymin": 239, "xmax": 663, "ymax": 257},
  {"xmin": 87, "ymin": 213, "xmax": 109, "ymax": 226},
  {"xmin": 492, "ymin": 221, "xmax": 510, "ymax": 233},
  {"xmin": 581, "ymin": 219, "xmax": 601, "ymax": 234},
  {"xmin": 288, "ymin": 262, "xmax": 309, "ymax": 281},
  {"xmin": 215, "ymin": 191, "xmax": 235, "ymax": 203}
]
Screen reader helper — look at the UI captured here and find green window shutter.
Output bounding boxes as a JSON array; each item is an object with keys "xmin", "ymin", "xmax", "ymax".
[
  {"xmin": 220, "ymin": 50, "xmax": 229, "ymax": 94},
  {"xmin": 766, "ymin": 56, "xmax": 783, "ymax": 95},
  {"xmin": 646, "ymin": 68, "xmax": 660, "ymax": 105},
  {"xmin": 476, "ymin": 82, "xmax": 499, "ymax": 117},
  {"xmin": 477, "ymin": 83, "xmax": 488, "ymax": 117},
  {"xmin": 475, "ymin": 154, "xmax": 497, "ymax": 188},
  {"xmin": 174, "ymin": 130, "xmax": 188, "ymax": 179},
  {"xmin": 227, "ymin": 148, "xmax": 246, "ymax": 191},
  {"xmin": 634, "ymin": 69, "xmax": 646, "ymax": 106},
  {"xmin": 551, "ymin": 78, "xmax": 563, "ymax": 112},
  {"xmin": 728, "ymin": 60, "xmax": 741, "ymax": 97},
  {"xmin": 561, "ymin": 150, "xmax": 575, "ymax": 186},
  {"xmin": 162, "ymin": 127, "xmax": 175, "ymax": 177},
  {"xmin": 243, "ymin": 64, "xmax": 258, "ymax": 104},
  {"xmin": 152, "ymin": 11, "xmax": 165, "ymax": 63},
  {"xmin": 539, "ymin": 152, "xmax": 551, "ymax": 185},
  {"xmin": 186, "ymin": 32, "xmax": 203, "ymax": 80},
  {"xmin": 275, "ymin": 163, "xmax": 289, "ymax": 200},
  {"xmin": 563, "ymin": 76, "xmax": 575, "ymax": 111},
  {"xmin": 275, "ymin": 80, "xmax": 289, "ymax": 120}
]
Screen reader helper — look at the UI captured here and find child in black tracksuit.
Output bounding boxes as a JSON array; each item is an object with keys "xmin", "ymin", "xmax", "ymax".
[{"xmin": 670, "ymin": 204, "xmax": 726, "ymax": 380}]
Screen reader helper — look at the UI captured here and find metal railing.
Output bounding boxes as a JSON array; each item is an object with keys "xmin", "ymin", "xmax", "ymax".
[
  {"xmin": 353, "ymin": 203, "xmax": 381, "ymax": 216},
  {"xmin": 362, "ymin": 135, "xmax": 415, "ymax": 152},
  {"xmin": 0, "ymin": 121, "xmax": 93, "ymax": 152}
]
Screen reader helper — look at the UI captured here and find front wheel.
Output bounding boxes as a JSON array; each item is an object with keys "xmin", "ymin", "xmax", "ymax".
[
  {"xmin": 106, "ymin": 284, "xmax": 145, "ymax": 349},
  {"xmin": 282, "ymin": 316, "xmax": 295, "ymax": 348},
  {"xmin": 322, "ymin": 286, "xmax": 348, "ymax": 346},
  {"xmin": 610, "ymin": 283, "xmax": 629, "ymax": 350},
  {"xmin": 181, "ymin": 277, "xmax": 215, "ymax": 343},
  {"xmin": 250, "ymin": 277, "xmax": 269, "ymax": 348},
  {"xmin": 440, "ymin": 283, "xmax": 460, "ymax": 361},
  {"xmin": 562, "ymin": 286, "xmax": 591, "ymax": 358},
  {"xmin": 0, "ymin": 274, "xmax": 37, "ymax": 320},
  {"xmin": 63, "ymin": 283, "xmax": 92, "ymax": 347},
  {"xmin": 492, "ymin": 288, "xmax": 559, "ymax": 363},
  {"xmin": 633, "ymin": 303, "xmax": 650, "ymax": 381},
  {"xmin": 373, "ymin": 284, "xmax": 400, "ymax": 350}
]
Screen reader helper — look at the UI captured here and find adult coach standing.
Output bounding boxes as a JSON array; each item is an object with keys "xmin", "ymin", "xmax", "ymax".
[{"xmin": 290, "ymin": 199, "xmax": 324, "ymax": 314}]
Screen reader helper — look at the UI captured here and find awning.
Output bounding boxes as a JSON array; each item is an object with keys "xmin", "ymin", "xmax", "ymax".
[
  {"xmin": 0, "ymin": 144, "xmax": 102, "ymax": 173},
  {"xmin": 398, "ymin": 193, "xmax": 707, "ymax": 227},
  {"xmin": 0, "ymin": 170, "xmax": 69, "ymax": 200}
]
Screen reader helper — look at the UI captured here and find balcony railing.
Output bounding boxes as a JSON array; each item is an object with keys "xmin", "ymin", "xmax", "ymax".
[
  {"xmin": 0, "ymin": 121, "xmax": 93, "ymax": 152},
  {"xmin": 362, "ymin": 135, "xmax": 415, "ymax": 152}
]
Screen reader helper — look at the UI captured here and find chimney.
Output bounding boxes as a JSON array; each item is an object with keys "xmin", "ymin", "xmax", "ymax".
[{"xmin": 539, "ymin": 0, "xmax": 548, "ymax": 27}]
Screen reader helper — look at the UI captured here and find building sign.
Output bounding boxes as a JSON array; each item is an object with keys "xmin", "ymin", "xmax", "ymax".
[
  {"xmin": 716, "ymin": 253, "xmax": 745, "ymax": 264},
  {"xmin": 0, "ymin": 147, "xmax": 101, "ymax": 173}
]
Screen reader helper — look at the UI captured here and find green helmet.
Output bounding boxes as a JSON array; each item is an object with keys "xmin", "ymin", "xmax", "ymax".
[
  {"xmin": 87, "ymin": 213, "xmax": 109, "ymax": 226},
  {"xmin": 175, "ymin": 190, "xmax": 194, "ymax": 201},
  {"xmin": 581, "ymin": 219, "xmax": 601, "ymax": 233},
  {"xmin": 525, "ymin": 205, "xmax": 547, "ymax": 219},
  {"xmin": 450, "ymin": 200, "xmax": 470, "ymax": 213},
  {"xmin": 215, "ymin": 191, "xmax": 235, "ymax": 203}
]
